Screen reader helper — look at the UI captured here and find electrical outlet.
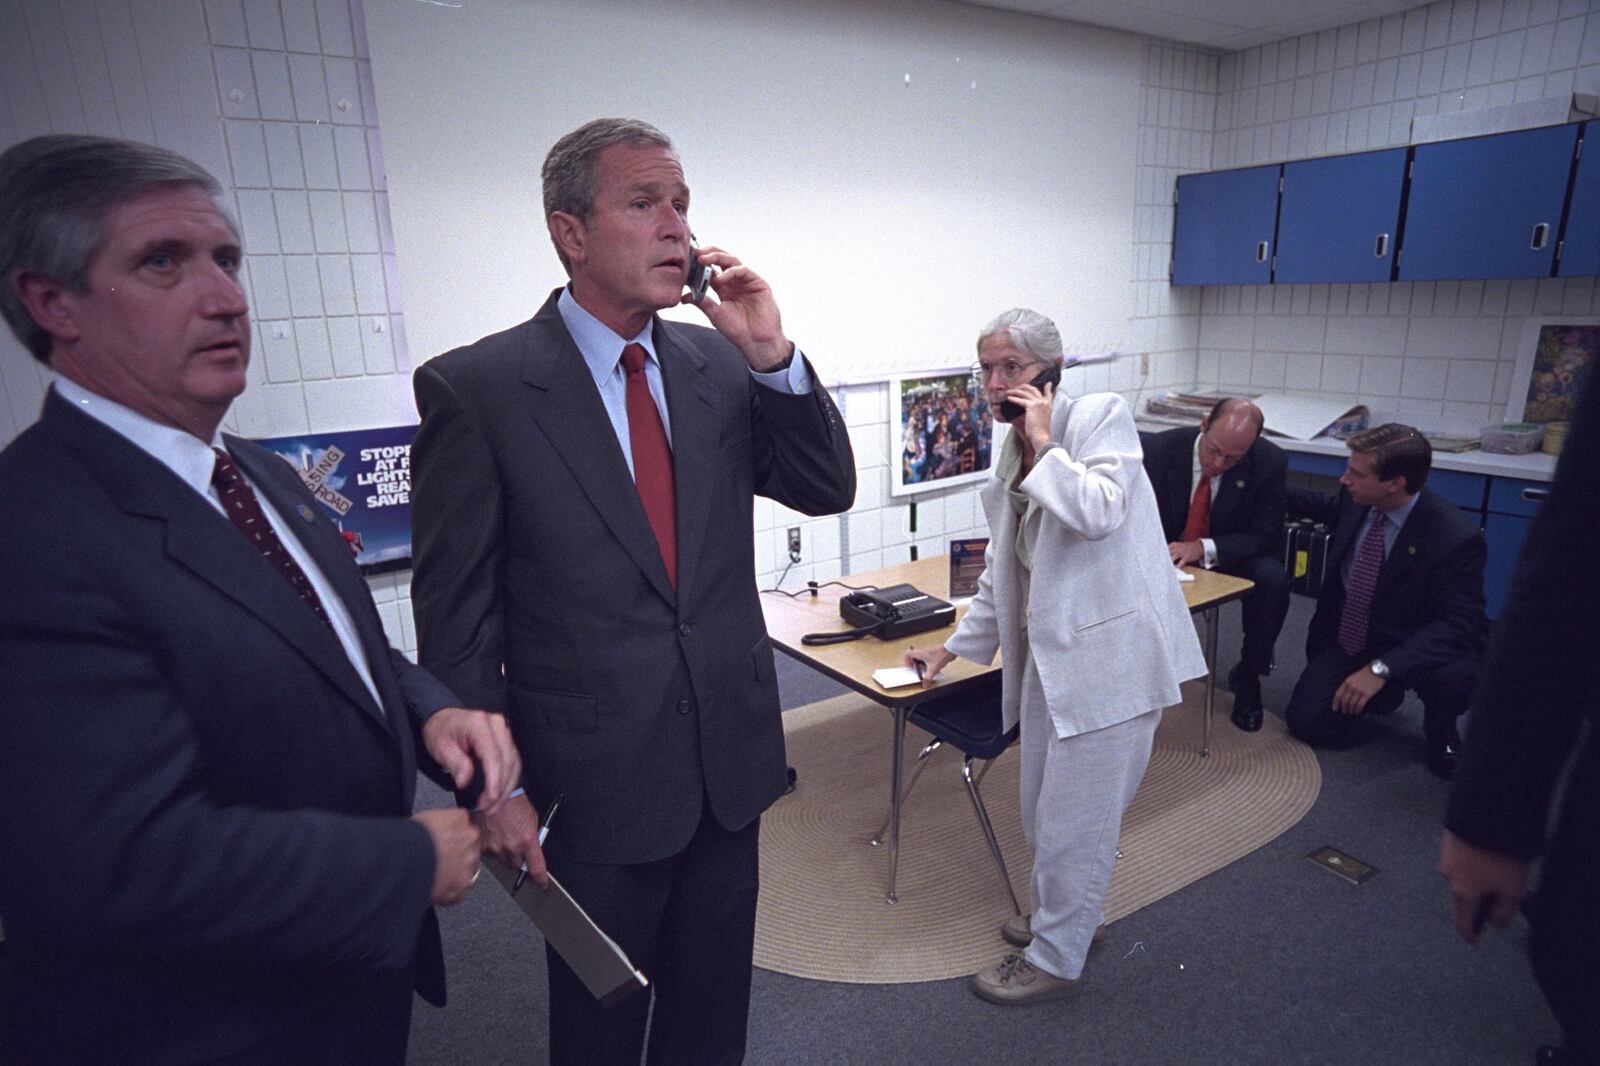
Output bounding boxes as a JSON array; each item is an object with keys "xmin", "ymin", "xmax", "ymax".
[
  {"xmin": 1139, "ymin": 351, "xmax": 1150, "ymax": 377},
  {"xmin": 787, "ymin": 526, "xmax": 802, "ymax": 560}
]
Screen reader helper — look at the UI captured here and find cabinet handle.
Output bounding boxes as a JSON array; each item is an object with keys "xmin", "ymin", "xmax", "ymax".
[
  {"xmin": 1255, "ymin": 240, "xmax": 1269, "ymax": 263},
  {"xmin": 1374, "ymin": 233, "xmax": 1389, "ymax": 258},
  {"xmin": 1530, "ymin": 223, "xmax": 1549, "ymax": 250},
  {"xmin": 1521, "ymin": 488, "xmax": 1549, "ymax": 503}
]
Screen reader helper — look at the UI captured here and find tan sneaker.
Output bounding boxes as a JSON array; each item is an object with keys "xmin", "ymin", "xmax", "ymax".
[
  {"xmin": 971, "ymin": 952, "xmax": 1084, "ymax": 1005},
  {"xmin": 1000, "ymin": 914, "xmax": 1109, "ymax": 953}
]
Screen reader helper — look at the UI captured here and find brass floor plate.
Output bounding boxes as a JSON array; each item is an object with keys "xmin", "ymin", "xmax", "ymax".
[{"xmin": 1306, "ymin": 845, "xmax": 1377, "ymax": 884}]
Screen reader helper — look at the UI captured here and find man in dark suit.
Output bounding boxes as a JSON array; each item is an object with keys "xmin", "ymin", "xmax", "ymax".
[
  {"xmin": 1143, "ymin": 398, "xmax": 1288, "ymax": 731},
  {"xmin": 409, "ymin": 118, "xmax": 855, "ymax": 1063},
  {"xmin": 1285, "ymin": 423, "xmax": 1487, "ymax": 779},
  {"xmin": 0, "ymin": 135, "xmax": 519, "ymax": 1064},
  {"xmin": 1439, "ymin": 377, "xmax": 1598, "ymax": 1065}
]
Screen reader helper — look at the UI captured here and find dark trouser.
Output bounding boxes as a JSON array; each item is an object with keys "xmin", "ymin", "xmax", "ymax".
[
  {"xmin": 1527, "ymin": 737, "xmax": 1599, "ymax": 1062},
  {"xmin": 546, "ymin": 800, "xmax": 761, "ymax": 1066},
  {"xmin": 1219, "ymin": 555, "xmax": 1292, "ymax": 676},
  {"xmin": 1284, "ymin": 643, "xmax": 1475, "ymax": 747}
]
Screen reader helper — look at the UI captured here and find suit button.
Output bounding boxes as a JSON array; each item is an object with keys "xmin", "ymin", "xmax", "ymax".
[
  {"xmin": 678, "ymin": 622, "xmax": 691, "ymax": 637},
  {"xmin": 677, "ymin": 699, "xmax": 691, "ymax": 715}
]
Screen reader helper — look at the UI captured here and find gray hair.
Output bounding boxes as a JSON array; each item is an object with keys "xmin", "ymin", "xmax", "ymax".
[
  {"xmin": 0, "ymin": 134, "xmax": 232, "ymax": 363},
  {"xmin": 976, "ymin": 307, "xmax": 1064, "ymax": 367},
  {"xmin": 541, "ymin": 118, "xmax": 675, "ymax": 274}
]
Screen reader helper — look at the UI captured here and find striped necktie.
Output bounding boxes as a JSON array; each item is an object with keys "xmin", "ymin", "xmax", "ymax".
[{"xmin": 1337, "ymin": 511, "xmax": 1386, "ymax": 656}]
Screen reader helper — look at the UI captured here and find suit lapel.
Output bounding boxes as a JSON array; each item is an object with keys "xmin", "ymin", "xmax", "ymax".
[
  {"xmin": 655, "ymin": 322, "xmax": 717, "ymax": 604},
  {"xmin": 518, "ymin": 298, "xmax": 677, "ymax": 605},
  {"xmin": 40, "ymin": 398, "xmax": 388, "ymax": 729},
  {"xmin": 224, "ymin": 437, "xmax": 394, "ymax": 732},
  {"xmin": 1374, "ymin": 494, "xmax": 1429, "ymax": 598},
  {"xmin": 1211, "ymin": 448, "xmax": 1251, "ymax": 532}
]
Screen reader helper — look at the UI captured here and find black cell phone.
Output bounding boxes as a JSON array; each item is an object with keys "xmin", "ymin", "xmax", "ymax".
[
  {"xmin": 997, "ymin": 363, "xmax": 1061, "ymax": 421},
  {"xmin": 686, "ymin": 238, "xmax": 711, "ymax": 303}
]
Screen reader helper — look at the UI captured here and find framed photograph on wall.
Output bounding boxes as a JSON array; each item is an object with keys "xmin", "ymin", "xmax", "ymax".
[
  {"xmin": 889, "ymin": 369, "xmax": 996, "ymax": 497},
  {"xmin": 1507, "ymin": 317, "xmax": 1600, "ymax": 424}
]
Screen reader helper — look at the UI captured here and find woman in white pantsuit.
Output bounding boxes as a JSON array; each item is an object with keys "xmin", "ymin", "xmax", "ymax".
[{"xmin": 907, "ymin": 309, "xmax": 1207, "ymax": 1005}]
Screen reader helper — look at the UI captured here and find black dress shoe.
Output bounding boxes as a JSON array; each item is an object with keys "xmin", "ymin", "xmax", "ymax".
[
  {"xmin": 1426, "ymin": 730, "xmax": 1461, "ymax": 780},
  {"xmin": 1228, "ymin": 666, "xmax": 1264, "ymax": 732}
]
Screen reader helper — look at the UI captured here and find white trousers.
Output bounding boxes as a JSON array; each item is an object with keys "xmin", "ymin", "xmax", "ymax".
[{"xmin": 1017, "ymin": 646, "xmax": 1161, "ymax": 980}]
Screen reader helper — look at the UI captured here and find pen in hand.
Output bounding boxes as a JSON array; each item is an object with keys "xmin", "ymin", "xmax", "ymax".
[{"xmin": 513, "ymin": 793, "xmax": 561, "ymax": 893}]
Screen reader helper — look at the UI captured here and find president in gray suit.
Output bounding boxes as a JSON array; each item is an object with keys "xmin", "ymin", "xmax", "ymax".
[{"xmin": 410, "ymin": 118, "xmax": 856, "ymax": 1063}]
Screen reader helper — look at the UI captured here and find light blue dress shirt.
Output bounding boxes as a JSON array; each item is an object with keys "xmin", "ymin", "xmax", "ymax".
[{"xmin": 556, "ymin": 287, "xmax": 812, "ymax": 480}]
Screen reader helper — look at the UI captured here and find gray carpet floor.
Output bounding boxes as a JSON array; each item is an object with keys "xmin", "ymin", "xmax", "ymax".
[{"xmin": 404, "ymin": 594, "xmax": 1558, "ymax": 1063}]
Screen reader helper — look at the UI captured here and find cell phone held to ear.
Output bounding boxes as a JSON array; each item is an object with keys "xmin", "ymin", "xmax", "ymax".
[
  {"xmin": 997, "ymin": 363, "xmax": 1061, "ymax": 422},
  {"xmin": 686, "ymin": 239, "xmax": 712, "ymax": 304}
]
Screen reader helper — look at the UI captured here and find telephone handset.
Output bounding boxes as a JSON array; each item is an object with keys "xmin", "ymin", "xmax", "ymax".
[
  {"xmin": 686, "ymin": 236, "xmax": 712, "ymax": 304},
  {"xmin": 997, "ymin": 363, "xmax": 1061, "ymax": 422}
]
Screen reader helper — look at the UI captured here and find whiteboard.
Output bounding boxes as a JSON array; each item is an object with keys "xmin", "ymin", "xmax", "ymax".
[{"xmin": 364, "ymin": 0, "xmax": 1140, "ymax": 383}]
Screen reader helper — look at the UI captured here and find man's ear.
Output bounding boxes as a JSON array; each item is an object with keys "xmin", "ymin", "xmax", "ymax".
[
  {"xmin": 547, "ymin": 212, "xmax": 586, "ymax": 268},
  {"xmin": 12, "ymin": 272, "xmax": 83, "ymax": 345}
]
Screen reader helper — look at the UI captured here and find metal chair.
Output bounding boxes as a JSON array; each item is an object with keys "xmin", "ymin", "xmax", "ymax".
[{"xmin": 870, "ymin": 677, "xmax": 1022, "ymax": 914}]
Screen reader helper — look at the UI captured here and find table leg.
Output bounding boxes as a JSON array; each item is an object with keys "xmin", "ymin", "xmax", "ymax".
[
  {"xmin": 886, "ymin": 704, "xmax": 907, "ymax": 905},
  {"xmin": 1203, "ymin": 606, "xmax": 1218, "ymax": 758}
]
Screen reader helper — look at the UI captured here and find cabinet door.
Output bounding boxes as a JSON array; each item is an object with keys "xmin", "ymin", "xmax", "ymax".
[
  {"xmin": 1400, "ymin": 124, "xmax": 1580, "ymax": 281},
  {"xmin": 1171, "ymin": 165, "xmax": 1280, "ymax": 286},
  {"xmin": 1276, "ymin": 148, "xmax": 1407, "ymax": 283},
  {"xmin": 1482, "ymin": 511, "xmax": 1534, "ymax": 621},
  {"xmin": 1558, "ymin": 121, "xmax": 1599, "ymax": 277}
]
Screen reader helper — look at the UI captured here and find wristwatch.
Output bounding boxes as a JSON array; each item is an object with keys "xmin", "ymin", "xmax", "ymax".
[{"xmin": 1368, "ymin": 659, "xmax": 1390, "ymax": 679}]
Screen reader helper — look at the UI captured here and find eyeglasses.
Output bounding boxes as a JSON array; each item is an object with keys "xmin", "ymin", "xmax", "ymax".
[{"xmin": 969, "ymin": 358, "xmax": 1037, "ymax": 385}]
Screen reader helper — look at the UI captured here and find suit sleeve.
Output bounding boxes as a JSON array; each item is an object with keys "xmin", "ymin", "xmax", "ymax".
[
  {"xmin": 1020, "ymin": 394, "xmax": 1142, "ymax": 541},
  {"xmin": 1140, "ymin": 430, "xmax": 1181, "ymax": 542},
  {"xmin": 1213, "ymin": 442, "xmax": 1287, "ymax": 568},
  {"xmin": 0, "ymin": 557, "xmax": 435, "ymax": 973},
  {"xmin": 1381, "ymin": 508, "xmax": 1488, "ymax": 681},
  {"xmin": 1288, "ymin": 483, "xmax": 1341, "ymax": 526},
  {"xmin": 748, "ymin": 356, "xmax": 856, "ymax": 516},
  {"xmin": 1447, "ymin": 383, "xmax": 1600, "ymax": 858},
  {"xmin": 410, "ymin": 361, "xmax": 509, "ymax": 712}
]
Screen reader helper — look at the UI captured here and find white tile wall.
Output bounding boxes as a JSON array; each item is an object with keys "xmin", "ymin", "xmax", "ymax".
[{"xmin": 1186, "ymin": 0, "xmax": 1600, "ymax": 436}]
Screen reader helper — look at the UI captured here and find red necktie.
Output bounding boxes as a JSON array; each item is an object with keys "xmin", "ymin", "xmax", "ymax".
[
  {"xmin": 1181, "ymin": 474, "xmax": 1211, "ymax": 541},
  {"xmin": 622, "ymin": 343, "xmax": 677, "ymax": 589},
  {"xmin": 1338, "ymin": 511, "xmax": 1387, "ymax": 655},
  {"xmin": 212, "ymin": 449, "xmax": 333, "ymax": 629}
]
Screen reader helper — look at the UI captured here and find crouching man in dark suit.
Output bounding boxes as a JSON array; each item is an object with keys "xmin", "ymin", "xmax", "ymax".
[
  {"xmin": 0, "ymin": 135, "xmax": 520, "ymax": 1064},
  {"xmin": 1143, "ymin": 398, "xmax": 1288, "ymax": 731},
  {"xmin": 410, "ymin": 118, "xmax": 856, "ymax": 1063},
  {"xmin": 1285, "ymin": 424, "xmax": 1487, "ymax": 779}
]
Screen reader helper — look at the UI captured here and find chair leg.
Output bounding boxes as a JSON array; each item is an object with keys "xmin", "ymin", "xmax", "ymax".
[
  {"xmin": 871, "ymin": 738, "xmax": 941, "ymax": 847},
  {"xmin": 962, "ymin": 755, "xmax": 1023, "ymax": 916}
]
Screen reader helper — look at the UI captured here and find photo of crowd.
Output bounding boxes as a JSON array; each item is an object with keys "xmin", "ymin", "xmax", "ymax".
[{"xmin": 892, "ymin": 371, "xmax": 995, "ymax": 495}]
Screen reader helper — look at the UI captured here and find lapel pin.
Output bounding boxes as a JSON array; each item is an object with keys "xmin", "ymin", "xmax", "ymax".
[
  {"xmin": 1235, "ymin": 479, "xmax": 1245, "ymax": 489},
  {"xmin": 1408, "ymin": 545, "xmax": 1416, "ymax": 555},
  {"xmin": 297, "ymin": 504, "xmax": 317, "ymax": 522}
]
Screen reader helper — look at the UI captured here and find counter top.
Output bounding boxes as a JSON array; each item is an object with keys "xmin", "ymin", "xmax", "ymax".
[{"xmin": 1266, "ymin": 433, "xmax": 1558, "ymax": 482}]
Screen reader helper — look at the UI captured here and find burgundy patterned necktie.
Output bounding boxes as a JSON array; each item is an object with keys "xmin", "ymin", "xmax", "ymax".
[
  {"xmin": 212, "ymin": 448, "xmax": 333, "ymax": 629},
  {"xmin": 1337, "ymin": 511, "xmax": 1386, "ymax": 656},
  {"xmin": 621, "ymin": 343, "xmax": 677, "ymax": 589}
]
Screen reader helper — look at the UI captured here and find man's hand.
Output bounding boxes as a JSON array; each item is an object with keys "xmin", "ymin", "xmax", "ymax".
[
  {"xmin": 412, "ymin": 808, "xmax": 482, "ymax": 906},
  {"xmin": 1332, "ymin": 665, "xmax": 1387, "ymax": 716},
  {"xmin": 422, "ymin": 707, "xmax": 520, "ymax": 813},
  {"xmin": 1438, "ymin": 830, "xmax": 1527, "ymax": 945},
  {"xmin": 1006, "ymin": 380, "xmax": 1056, "ymax": 453},
  {"xmin": 684, "ymin": 245, "xmax": 790, "ymax": 371},
  {"xmin": 905, "ymin": 645, "xmax": 958, "ymax": 688},
  {"xmin": 473, "ymin": 792, "xmax": 550, "ymax": 890},
  {"xmin": 1168, "ymin": 540, "xmax": 1204, "ymax": 567}
]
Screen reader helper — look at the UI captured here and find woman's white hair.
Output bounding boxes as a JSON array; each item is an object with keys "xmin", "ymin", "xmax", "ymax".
[{"xmin": 976, "ymin": 307, "xmax": 1064, "ymax": 367}]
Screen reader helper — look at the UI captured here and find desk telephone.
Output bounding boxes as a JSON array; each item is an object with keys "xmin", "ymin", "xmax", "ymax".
[{"xmin": 801, "ymin": 583, "xmax": 955, "ymax": 646}]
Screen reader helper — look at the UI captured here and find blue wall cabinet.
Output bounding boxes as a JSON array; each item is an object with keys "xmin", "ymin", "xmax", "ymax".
[
  {"xmin": 1558, "ymin": 122, "xmax": 1598, "ymax": 277},
  {"xmin": 1275, "ymin": 148, "xmax": 1407, "ymax": 283},
  {"xmin": 1171, "ymin": 165, "xmax": 1280, "ymax": 285},
  {"xmin": 1400, "ymin": 124, "xmax": 1581, "ymax": 281}
]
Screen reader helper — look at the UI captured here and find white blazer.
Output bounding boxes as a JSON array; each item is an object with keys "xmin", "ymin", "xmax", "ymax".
[{"xmin": 945, "ymin": 391, "xmax": 1208, "ymax": 739}]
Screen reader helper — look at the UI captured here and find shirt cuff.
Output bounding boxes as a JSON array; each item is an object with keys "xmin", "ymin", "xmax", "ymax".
[
  {"xmin": 1200, "ymin": 538, "xmax": 1218, "ymax": 569},
  {"xmin": 750, "ymin": 345, "xmax": 813, "ymax": 394}
]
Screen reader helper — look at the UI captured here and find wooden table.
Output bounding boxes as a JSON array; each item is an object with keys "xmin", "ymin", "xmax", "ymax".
[{"xmin": 760, "ymin": 554, "xmax": 1253, "ymax": 903}]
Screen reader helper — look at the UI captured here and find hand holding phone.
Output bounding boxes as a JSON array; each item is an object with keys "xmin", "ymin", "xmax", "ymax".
[
  {"xmin": 686, "ymin": 236, "xmax": 712, "ymax": 304},
  {"xmin": 998, "ymin": 363, "xmax": 1061, "ymax": 422}
]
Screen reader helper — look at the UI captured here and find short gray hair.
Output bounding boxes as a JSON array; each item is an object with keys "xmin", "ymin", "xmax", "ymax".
[
  {"xmin": 541, "ymin": 118, "xmax": 675, "ymax": 273},
  {"xmin": 977, "ymin": 307, "xmax": 1064, "ymax": 367},
  {"xmin": 0, "ymin": 134, "xmax": 232, "ymax": 363}
]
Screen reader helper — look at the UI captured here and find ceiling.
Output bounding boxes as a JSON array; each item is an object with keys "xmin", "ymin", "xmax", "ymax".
[{"xmin": 959, "ymin": 0, "xmax": 1434, "ymax": 51}]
